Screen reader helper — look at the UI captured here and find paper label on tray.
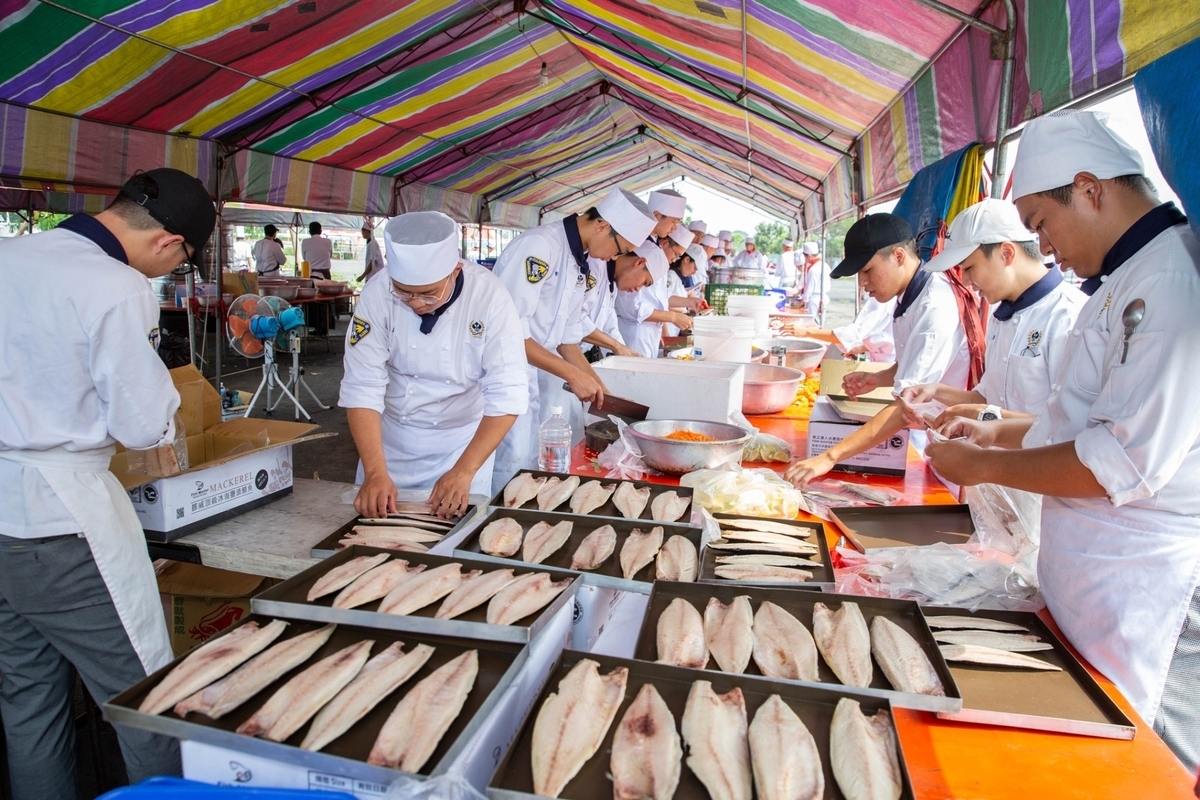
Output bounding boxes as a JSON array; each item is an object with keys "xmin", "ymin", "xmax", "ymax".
[{"xmin": 182, "ymin": 741, "xmax": 389, "ymax": 798}]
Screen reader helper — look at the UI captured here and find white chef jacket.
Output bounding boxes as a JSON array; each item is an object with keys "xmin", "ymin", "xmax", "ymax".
[
  {"xmin": 663, "ymin": 269, "xmax": 689, "ymax": 337},
  {"xmin": 339, "ymin": 263, "xmax": 528, "ymax": 494},
  {"xmin": 616, "ymin": 244, "xmax": 671, "ymax": 358},
  {"xmin": 833, "ymin": 296, "xmax": 897, "ymax": 361},
  {"xmin": 732, "ymin": 249, "xmax": 765, "ymax": 272},
  {"xmin": 0, "ymin": 221, "xmax": 179, "ymax": 538},
  {"xmin": 362, "ymin": 237, "xmax": 384, "ymax": 281},
  {"xmin": 801, "ymin": 259, "xmax": 831, "ymax": 315},
  {"xmin": 891, "ymin": 271, "xmax": 971, "ymax": 393},
  {"xmin": 302, "ymin": 235, "xmax": 334, "ymax": 277},
  {"xmin": 973, "ymin": 272, "xmax": 1085, "ymax": 414},
  {"xmin": 252, "ymin": 237, "xmax": 287, "ymax": 276},
  {"xmin": 579, "ymin": 257, "xmax": 624, "ymax": 346}
]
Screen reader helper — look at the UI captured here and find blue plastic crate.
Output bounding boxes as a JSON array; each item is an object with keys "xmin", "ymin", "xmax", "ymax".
[{"xmin": 99, "ymin": 776, "xmax": 357, "ymax": 800}]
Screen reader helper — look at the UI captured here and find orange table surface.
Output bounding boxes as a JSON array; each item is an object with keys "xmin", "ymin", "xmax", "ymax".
[{"xmin": 570, "ymin": 415, "xmax": 1198, "ymax": 798}]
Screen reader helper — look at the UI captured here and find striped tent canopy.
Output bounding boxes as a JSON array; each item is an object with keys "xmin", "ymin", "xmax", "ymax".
[{"xmin": 0, "ymin": 0, "xmax": 1194, "ymax": 225}]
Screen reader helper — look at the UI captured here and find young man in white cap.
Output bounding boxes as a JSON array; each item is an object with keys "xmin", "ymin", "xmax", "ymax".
[
  {"xmin": 696, "ymin": 234, "xmax": 718, "ymax": 285},
  {"xmin": 579, "ymin": 252, "xmax": 652, "ymax": 360},
  {"xmin": 733, "ymin": 235, "xmax": 766, "ymax": 273},
  {"xmin": 799, "ymin": 242, "xmax": 830, "ymax": 321},
  {"xmin": 788, "ymin": 293, "xmax": 898, "ymax": 360},
  {"xmin": 777, "ymin": 238, "xmax": 796, "ymax": 286},
  {"xmin": 718, "ymin": 229, "xmax": 732, "ymax": 253},
  {"xmin": 491, "ymin": 188, "xmax": 655, "ymax": 491},
  {"xmin": 688, "ymin": 219, "xmax": 707, "ymax": 245},
  {"xmin": 616, "ymin": 225, "xmax": 697, "ymax": 357},
  {"xmin": 927, "ymin": 110, "xmax": 1200, "ymax": 771},
  {"xmin": 341, "ymin": 211, "xmax": 528, "ymax": 520},
  {"xmin": 647, "ymin": 189, "xmax": 686, "ymax": 238},
  {"xmin": 355, "ymin": 220, "xmax": 384, "ymax": 283}
]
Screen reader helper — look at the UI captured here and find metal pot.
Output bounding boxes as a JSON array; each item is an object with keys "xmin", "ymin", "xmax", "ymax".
[
  {"xmin": 263, "ymin": 285, "xmax": 299, "ymax": 301},
  {"xmin": 739, "ymin": 363, "xmax": 805, "ymax": 414},
  {"xmin": 627, "ymin": 420, "xmax": 750, "ymax": 475},
  {"xmin": 752, "ymin": 337, "xmax": 828, "ymax": 375}
]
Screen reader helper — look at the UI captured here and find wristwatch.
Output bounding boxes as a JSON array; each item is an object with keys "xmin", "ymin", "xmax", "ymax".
[{"xmin": 978, "ymin": 405, "xmax": 1003, "ymax": 422}]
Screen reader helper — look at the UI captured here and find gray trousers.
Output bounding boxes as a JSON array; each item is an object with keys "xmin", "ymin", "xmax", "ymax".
[
  {"xmin": 1156, "ymin": 584, "xmax": 1200, "ymax": 774},
  {"xmin": 0, "ymin": 533, "xmax": 180, "ymax": 800}
]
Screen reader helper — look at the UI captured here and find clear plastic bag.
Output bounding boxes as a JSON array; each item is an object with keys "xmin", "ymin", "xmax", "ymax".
[
  {"xmin": 964, "ymin": 482, "xmax": 1042, "ymax": 556},
  {"xmin": 680, "ymin": 465, "xmax": 810, "ymax": 519},
  {"xmin": 385, "ymin": 772, "xmax": 487, "ymax": 800},
  {"xmin": 596, "ymin": 415, "xmax": 649, "ymax": 480},
  {"xmin": 124, "ymin": 410, "xmax": 189, "ymax": 476},
  {"xmin": 730, "ymin": 411, "xmax": 792, "ymax": 463}
]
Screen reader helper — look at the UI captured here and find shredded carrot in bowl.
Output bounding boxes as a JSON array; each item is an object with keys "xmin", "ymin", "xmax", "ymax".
[{"xmin": 662, "ymin": 430, "xmax": 717, "ymax": 442}]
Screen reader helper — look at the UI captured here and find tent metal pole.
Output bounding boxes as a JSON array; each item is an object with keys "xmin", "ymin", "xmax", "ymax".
[
  {"xmin": 990, "ymin": 1, "xmax": 1018, "ymax": 198},
  {"xmin": 906, "ymin": 0, "xmax": 1002, "ymax": 35}
]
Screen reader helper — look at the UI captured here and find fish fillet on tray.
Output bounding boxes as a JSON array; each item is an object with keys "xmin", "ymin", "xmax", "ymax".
[
  {"xmin": 491, "ymin": 470, "xmax": 695, "ymax": 523},
  {"xmin": 698, "ymin": 513, "xmax": 834, "ymax": 586},
  {"xmin": 310, "ymin": 508, "xmax": 479, "ymax": 559}
]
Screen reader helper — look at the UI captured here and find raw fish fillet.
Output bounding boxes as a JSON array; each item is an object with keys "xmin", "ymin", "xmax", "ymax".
[
  {"xmin": 531, "ymin": 659, "xmax": 629, "ymax": 797},
  {"xmin": 749, "ymin": 695, "xmax": 824, "ymax": 800},
  {"xmin": 378, "ymin": 563, "xmax": 477, "ymax": 616},
  {"xmin": 522, "ymin": 520, "xmax": 574, "ymax": 564},
  {"xmin": 706, "ymin": 540, "xmax": 818, "ymax": 555},
  {"xmin": 486, "ymin": 572, "xmax": 572, "ymax": 626},
  {"xmin": 655, "ymin": 535, "xmax": 698, "ymax": 582},
  {"xmin": 752, "ymin": 601, "xmax": 819, "ymax": 681},
  {"xmin": 360, "ymin": 516, "xmax": 452, "ymax": 529},
  {"xmin": 829, "ymin": 698, "xmax": 901, "ymax": 800},
  {"xmin": 656, "ymin": 598, "xmax": 709, "ymax": 669},
  {"xmin": 570, "ymin": 480, "xmax": 616, "ymax": 515},
  {"xmin": 613, "ymin": 482, "xmax": 651, "ymax": 519},
  {"xmin": 504, "ymin": 473, "xmax": 547, "ymax": 507},
  {"xmin": 435, "ymin": 569, "xmax": 518, "ymax": 619},
  {"xmin": 932, "ymin": 630, "xmax": 1051, "ymax": 652},
  {"xmin": 923, "ymin": 615, "xmax": 1029, "ymax": 632},
  {"xmin": 570, "ymin": 525, "xmax": 617, "ymax": 570},
  {"xmin": 368, "ymin": 650, "xmax": 479, "ymax": 772},
  {"xmin": 537, "ymin": 476, "xmax": 580, "ymax": 511},
  {"xmin": 937, "ymin": 644, "xmax": 1062, "ymax": 671},
  {"xmin": 715, "ymin": 565, "xmax": 814, "ymax": 583},
  {"xmin": 719, "ymin": 518, "xmax": 812, "ymax": 537},
  {"xmin": 704, "ymin": 596, "xmax": 754, "ymax": 674},
  {"xmin": 301, "ymin": 642, "xmax": 435, "ymax": 752},
  {"xmin": 479, "ymin": 517, "xmax": 524, "ymax": 557},
  {"xmin": 338, "ymin": 538, "xmax": 427, "ymax": 553},
  {"xmin": 813, "ymin": 602, "xmax": 873, "ymax": 688},
  {"xmin": 332, "ymin": 561, "xmax": 422, "ymax": 610},
  {"xmin": 611, "ymin": 683, "xmax": 682, "ymax": 800},
  {"xmin": 619, "ymin": 526, "xmax": 664, "ymax": 580},
  {"xmin": 236, "ymin": 640, "xmax": 374, "ymax": 742},
  {"xmin": 650, "ymin": 491, "xmax": 689, "ymax": 523},
  {"xmin": 718, "ymin": 530, "xmax": 815, "ymax": 547},
  {"xmin": 174, "ymin": 625, "xmax": 335, "ymax": 719},
  {"xmin": 870, "ymin": 616, "xmax": 944, "ymax": 696},
  {"xmin": 392, "ymin": 502, "xmax": 442, "ymax": 515},
  {"xmin": 140, "ymin": 620, "xmax": 288, "ymax": 715},
  {"xmin": 307, "ymin": 554, "xmax": 390, "ymax": 602},
  {"xmin": 715, "ymin": 554, "xmax": 822, "ymax": 568},
  {"xmin": 348, "ymin": 525, "xmax": 442, "ymax": 543},
  {"xmin": 681, "ymin": 681, "xmax": 751, "ymax": 800}
]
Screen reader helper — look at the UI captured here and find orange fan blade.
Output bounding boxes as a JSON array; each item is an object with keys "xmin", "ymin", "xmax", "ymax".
[
  {"xmin": 241, "ymin": 297, "xmax": 259, "ymax": 313},
  {"xmin": 228, "ymin": 315, "xmax": 249, "ymax": 336},
  {"xmin": 241, "ymin": 333, "xmax": 264, "ymax": 355}
]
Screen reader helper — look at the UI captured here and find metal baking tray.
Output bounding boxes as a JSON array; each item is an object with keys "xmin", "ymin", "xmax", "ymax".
[
  {"xmin": 632, "ymin": 582, "xmax": 962, "ymax": 713},
  {"xmin": 105, "ymin": 615, "xmax": 527, "ymax": 785},
  {"xmin": 923, "ymin": 607, "xmax": 1136, "ymax": 739},
  {"xmin": 488, "ymin": 469, "xmax": 694, "ymax": 524},
  {"xmin": 310, "ymin": 508, "xmax": 479, "ymax": 559},
  {"xmin": 252, "ymin": 546, "xmax": 580, "ymax": 643},
  {"xmin": 488, "ymin": 649, "xmax": 916, "ymax": 800},
  {"xmin": 698, "ymin": 512, "xmax": 832, "ymax": 587},
  {"xmin": 829, "ymin": 504, "xmax": 974, "ymax": 551},
  {"xmin": 455, "ymin": 508, "xmax": 702, "ymax": 593}
]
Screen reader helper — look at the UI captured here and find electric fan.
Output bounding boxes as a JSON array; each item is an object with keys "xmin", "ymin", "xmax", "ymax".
[{"xmin": 225, "ymin": 294, "xmax": 319, "ymax": 420}]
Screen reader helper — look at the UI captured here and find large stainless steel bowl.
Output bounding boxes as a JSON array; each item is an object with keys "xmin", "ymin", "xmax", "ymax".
[
  {"xmin": 740, "ymin": 363, "xmax": 805, "ymax": 415},
  {"xmin": 628, "ymin": 420, "xmax": 750, "ymax": 474},
  {"xmin": 753, "ymin": 336, "xmax": 828, "ymax": 375},
  {"xmin": 262, "ymin": 285, "xmax": 299, "ymax": 301}
]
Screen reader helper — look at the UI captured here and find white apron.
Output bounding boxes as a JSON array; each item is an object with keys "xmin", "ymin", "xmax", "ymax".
[
  {"xmin": 1040, "ymin": 497, "xmax": 1200, "ymax": 724},
  {"xmin": 356, "ymin": 415, "xmax": 494, "ymax": 497},
  {"xmin": 490, "ymin": 367, "xmax": 585, "ymax": 493},
  {"xmin": 0, "ymin": 448, "xmax": 173, "ymax": 674}
]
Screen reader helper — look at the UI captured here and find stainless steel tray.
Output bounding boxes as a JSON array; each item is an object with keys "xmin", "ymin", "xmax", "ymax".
[
  {"xmin": 698, "ymin": 512, "xmax": 832, "ymax": 587},
  {"xmin": 455, "ymin": 507, "xmax": 701, "ymax": 594},
  {"xmin": 632, "ymin": 582, "xmax": 962, "ymax": 713},
  {"xmin": 311, "ymin": 507, "xmax": 479, "ymax": 559},
  {"xmin": 104, "ymin": 615, "xmax": 527, "ymax": 785},
  {"xmin": 829, "ymin": 504, "xmax": 974, "ymax": 551},
  {"xmin": 253, "ymin": 546, "xmax": 580, "ymax": 643},
  {"xmin": 488, "ymin": 469, "xmax": 694, "ymax": 524},
  {"xmin": 488, "ymin": 649, "xmax": 916, "ymax": 800}
]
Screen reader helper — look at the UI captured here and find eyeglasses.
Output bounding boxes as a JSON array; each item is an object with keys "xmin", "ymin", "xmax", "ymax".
[
  {"xmin": 389, "ymin": 273, "xmax": 452, "ymax": 307},
  {"xmin": 610, "ymin": 229, "xmax": 631, "ymax": 257}
]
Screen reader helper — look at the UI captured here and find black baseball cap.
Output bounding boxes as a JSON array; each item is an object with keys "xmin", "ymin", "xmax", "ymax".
[
  {"xmin": 830, "ymin": 213, "xmax": 914, "ymax": 278},
  {"xmin": 121, "ymin": 168, "xmax": 216, "ymax": 265}
]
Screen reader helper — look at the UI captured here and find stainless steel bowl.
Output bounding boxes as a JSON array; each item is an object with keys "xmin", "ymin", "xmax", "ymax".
[
  {"xmin": 628, "ymin": 420, "xmax": 750, "ymax": 474},
  {"xmin": 263, "ymin": 285, "xmax": 299, "ymax": 301},
  {"xmin": 752, "ymin": 336, "xmax": 828, "ymax": 375},
  {"xmin": 739, "ymin": 363, "xmax": 805, "ymax": 415},
  {"xmin": 316, "ymin": 281, "xmax": 348, "ymax": 296},
  {"xmin": 295, "ymin": 287, "xmax": 319, "ymax": 299}
]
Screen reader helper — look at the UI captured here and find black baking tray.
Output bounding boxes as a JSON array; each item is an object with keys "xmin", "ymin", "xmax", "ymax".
[
  {"xmin": 699, "ymin": 512, "xmax": 832, "ymax": 586},
  {"xmin": 922, "ymin": 607, "xmax": 1136, "ymax": 739},
  {"xmin": 487, "ymin": 649, "xmax": 916, "ymax": 800},
  {"xmin": 632, "ymin": 582, "xmax": 961, "ymax": 713},
  {"xmin": 488, "ymin": 470, "xmax": 694, "ymax": 524},
  {"xmin": 310, "ymin": 508, "xmax": 478, "ymax": 559},
  {"xmin": 829, "ymin": 504, "xmax": 974, "ymax": 551}
]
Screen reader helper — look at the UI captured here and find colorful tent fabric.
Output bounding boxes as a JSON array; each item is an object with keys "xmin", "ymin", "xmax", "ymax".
[{"xmin": 0, "ymin": 1, "xmax": 1194, "ymax": 226}]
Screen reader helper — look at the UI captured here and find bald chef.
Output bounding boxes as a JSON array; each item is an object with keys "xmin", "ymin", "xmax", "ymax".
[
  {"xmin": 340, "ymin": 212, "xmax": 528, "ymax": 519},
  {"xmin": 491, "ymin": 188, "xmax": 656, "ymax": 492}
]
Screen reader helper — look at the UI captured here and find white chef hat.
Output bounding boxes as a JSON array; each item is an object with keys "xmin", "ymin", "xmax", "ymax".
[
  {"xmin": 383, "ymin": 211, "xmax": 460, "ymax": 284},
  {"xmin": 718, "ymin": 229, "xmax": 732, "ymax": 240},
  {"xmin": 688, "ymin": 220, "xmax": 707, "ymax": 234},
  {"xmin": 801, "ymin": 242, "xmax": 819, "ymax": 255},
  {"xmin": 700, "ymin": 234, "xmax": 719, "ymax": 248},
  {"xmin": 1011, "ymin": 110, "xmax": 1145, "ymax": 200},
  {"xmin": 634, "ymin": 240, "xmax": 669, "ymax": 282},
  {"xmin": 597, "ymin": 188, "xmax": 656, "ymax": 247},
  {"xmin": 648, "ymin": 189, "xmax": 686, "ymax": 218},
  {"xmin": 684, "ymin": 243, "xmax": 708, "ymax": 272},
  {"xmin": 923, "ymin": 198, "xmax": 1036, "ymax": 272},
  {"xmin": 744, "ymin": 236, "xmax": 756, "ymax": 244},
  {"xmin": 782, "ymin": 238, "xmax": 794, "ymax": 247},
  {"xmin": 666, "ymin": 222, "xmax": 694, "ymax": 248},
  {"xmin": 712, "ymin": 247, "xmax": 728, "ymax": 258}
]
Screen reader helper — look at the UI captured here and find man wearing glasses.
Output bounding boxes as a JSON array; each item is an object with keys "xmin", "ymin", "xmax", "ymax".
[
  {"xmin": 616, "ymin": 223, "xmax": 699, "ymax": 357},
  {"xmin": 340, "ymin": 212, "xmax": 528, "ymax": 520},
  {"xmin": 0, "ymin": 168, "xmax": 215, "ymax": 798}
]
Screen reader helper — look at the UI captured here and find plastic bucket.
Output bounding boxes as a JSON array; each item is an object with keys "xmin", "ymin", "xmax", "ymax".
[
  {"xmin": 692, "ymin": 315, "xmax": 755, "ymax": 362},
  {"xmin": 726, "ymin": 295, "xmax": 780, "ymax": 337}
]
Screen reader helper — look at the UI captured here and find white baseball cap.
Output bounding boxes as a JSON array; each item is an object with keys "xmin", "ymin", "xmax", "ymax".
[
  {"xmin": 383, "ymin": 211, "xmax": 460, "ymax": 284},
  {"xmin": 801, "ymin": 242, "xmax": 819, "ymax": 255},
  {"xmin": 597, "ymin": 188, "xmax": 656, "ymax": 247},
  {"xmin": 647, "ymin": 189, "xmax": 686, "ymax": 218},
  {"xmin": 744, "ymin": 236, "xmax": 756, "ymax": 245},
  {"xmin": 700, "ymin": 234, "xmax": 718, "ymax": 248},
  {"xmin": 718, "ymin": 229, "xmax": 732, "ymax": 240},
  {"xmin": 666, "ymin": 222, "xmax": 694, "ymax": 248},
  {"xmin": 923, "ymin": 198, "xmax": 1037, "ymax": 272},
  {"xmin": 1011, "ymin": 110, "xmax": 1144, "ymax": 200},
  {"xmin": 688, "ymin": 220, "xmax": 707, "ymax": 233}
]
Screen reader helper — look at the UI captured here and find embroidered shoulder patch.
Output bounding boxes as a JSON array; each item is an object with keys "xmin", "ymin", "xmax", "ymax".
[
  {"xmin": 585, "ymin": 273, "xmax": 597, "ymax": 291},
  {"xmin": 148, "ymin": 326, "xmax": 161, "ymax": 351},
  {"xmin": 469, "ymin": 320, "xmax": 485, "ymax": 338},
  {"xmin": 349, "ymin": 315, "xmax": 371, "ymax": 346},
  {"xmin": 525, "ymin": 256, "xmax": 549, "ymax": 283}
]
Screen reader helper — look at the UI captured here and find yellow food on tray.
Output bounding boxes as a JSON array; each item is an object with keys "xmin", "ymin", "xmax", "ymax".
[
  {"xmin": 782, "ymin": 374, "xmax": 822, "ymax": 418},
  {"xmin": 662, "ymin": 430, "xmax": 717, "ymax": 442}
]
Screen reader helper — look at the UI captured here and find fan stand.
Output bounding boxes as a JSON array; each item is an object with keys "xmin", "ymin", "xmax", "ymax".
[
  {"xmin": 242, "ymin": 345, "xmax": 311, "ymax": 421},
  {"xmin": 270, "ymin": 332, "xmax": 329, "ymax": 420}
]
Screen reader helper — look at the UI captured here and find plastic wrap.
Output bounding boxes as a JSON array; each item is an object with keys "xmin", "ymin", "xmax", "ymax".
[
  {"xmin": 384, "ymin": 773, "xmax": 487, "ymax": 800},
  {"xmin": 729, "ymin": 411, "xmax": 792, "ymax": 463},
  {"xmin": 123, "ymin": 410, "xmax": 189, "ymax": 476},
  {"xmin": 595, "ymin": 415, "xmax": 649, "ymax": 480},
  {"xmin": 680, "ymin": 465, "xmax": 810, "ymax": 519}
]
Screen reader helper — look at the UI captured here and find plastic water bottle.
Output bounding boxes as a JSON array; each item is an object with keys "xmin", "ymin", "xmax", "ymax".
[{"xmin": 538, "ymin": 406, "xmax": 572, "ymax": 473}]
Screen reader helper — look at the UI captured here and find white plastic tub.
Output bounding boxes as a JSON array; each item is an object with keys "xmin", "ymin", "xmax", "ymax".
[{"xmin": 692, "ymin": 315, "xmax": 755, "ymax": 362}]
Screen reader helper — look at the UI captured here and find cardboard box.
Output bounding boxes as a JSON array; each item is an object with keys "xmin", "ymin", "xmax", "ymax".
[
  {"xmin": 593, "ymin": 356, "xmax": 744, "ymax": 423},
  {"xmin": 157, "ymin": 562, "xmax": 271, "ymax": 656},
  {"xmin": 111, "ymin": 365, "xmax": 330, "ymax": 541},
  {"xmin": 222, "ymin": 270, "xmax": 258, "ymax": 298},
  {"xmin": 817, "ymin": 358, "xmax": 895, "ymax": 422},
  {"xmin": 806, "ymin": 396, "xmax": 909, "ymax": 476}
]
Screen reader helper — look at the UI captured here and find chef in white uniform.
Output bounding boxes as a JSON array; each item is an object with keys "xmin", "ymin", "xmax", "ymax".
[
  {"xmin": 928, "ymin": 112, "xmax": 1200, "ymax": 771},
  {"xmin": 0, "ymin": 168, "xmax": 216, "ymax": 799},
  {"xmin": 616, "ymin": 224, "xmax": 697, "ymax": 357},
  {"xmin": 733, "ymin": 236, "xmax": 766, "ymax": 273},
  {"xmin": 491, "ymin": 188, "xmax": 656, "ymax": 492},
  {"xmin": 778, "ymin": 239, "xmax": 797, "ymax": 286},
  {"xmin": 664, "ymin": 244, "xmax": 708, "ymax": 337},
  {"xmin": 579, "ymin": 255, "xmax": 643, "ymax": 359},
  {"xmin": 785, "ymin": 213, "xmax": 971, "ymax": 487},
  {"xmin": 718, "ymin": 229, "xmax": 732, "ymax": 254},
  {"xmin": 688, "ymin": 219, "xmax": 707, "ymax": 245},
  {"xmin": 341, "ymin": 211, "xmax": 527, "ymax": 518},
  {"xmin": 355, "ymin": 220, "xmax": 384, "ymax": 283},
  {"xmin": 302, "ymin": 221, "xmax": 334, "ymax": 279},
  {"xmin": 788, "ymin": 294, "xmax": 897, "ymax": 361},
  {"xmin": 799, "ymin": 242, "xmax": 831, "ymax": 321},
  {"xmin": 252, "ymin": 224, "xmax": 287, "ymax": 277}
]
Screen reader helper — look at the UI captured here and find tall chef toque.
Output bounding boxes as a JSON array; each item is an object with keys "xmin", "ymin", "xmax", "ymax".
[
  {"xmin": 648, "ymin": 189, "xmax": 687, "ymax": 218},
  {"xmin": 1011, "ymin": 110, "xmax": 1144, "ymax": 200},
  {"xmin": 688, "ymin": 220, "xmax": 708, "ymax": 234},
  {"xmin": 383, "ymin": 211, "xmax": 460, "ymax": 285},
  {"xmin": 597, "ymin": 188, "xmax": 656, "ymax": 247},
  {"xmin": 667, "ymin": 222, "xmax": 694, "ymax": 248}
]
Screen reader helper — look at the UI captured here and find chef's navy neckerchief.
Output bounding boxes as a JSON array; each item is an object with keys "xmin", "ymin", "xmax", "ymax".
[
  {"xmin": 563, "ymin": 214, "xmax": 589, "ymax": 277},
  {"xmin": 419, "ymin": 269, "xmax": 465, "ymax": 335},
  {"xmin": 58, "ymin": 214, "xmax": 128, "ymax": 264},
  {"xmin": 1083, "ymin": 202, "xmax": 1187, "ymax": 296},
  {"xmin": 606, "ymin": 259, "xmax": 616, "ymax": 293},
  {"xmin": 892, "ymin": 264, "xmax": 932, "ymax": 319},
  {"xmin": 994, "ymin": 266, "xmax": 1063, "ymax": 321}
]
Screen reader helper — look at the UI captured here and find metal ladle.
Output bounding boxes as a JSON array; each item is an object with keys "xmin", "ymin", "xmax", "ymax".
[{"xmin": 1120, "ymin": 299, "xmax": 1145, "ymax": 364}]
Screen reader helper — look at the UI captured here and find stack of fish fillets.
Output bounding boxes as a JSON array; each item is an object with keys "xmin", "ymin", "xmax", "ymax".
[
  {"xmin": 458, "ymin": 507, "xmax": 704, "ymax": 592},
  {"xmin": 488, "ymin": 650, "xmax": 917, "ymax": 800},
  {"xmin": 494, "ymin": 471, "xmax": 695, "ymax": 525},
  {"xmin": 633, "ymin": 583, "xmax": 962, "ymax": 714},
  {"xmin": 252, "ymin": 546, "xmax": 581, "ymax": 643},
  {"xmin": 105, "ymin": 616, "xmax": 528, "ymax": 784},
  {"xmin": 310, "ymin": 505, "xmax": 479, "ymax": 559},
  {"xmin": 698, "ymin": 512, "xmax": 835, "ymax": 586}
]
